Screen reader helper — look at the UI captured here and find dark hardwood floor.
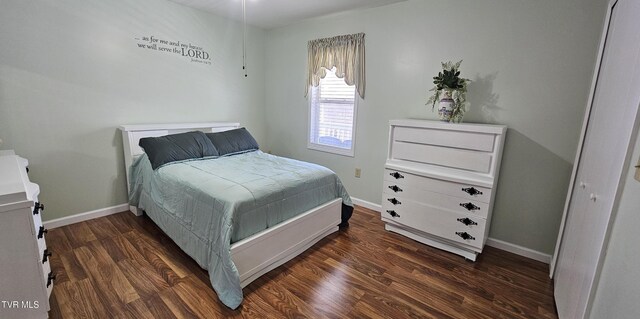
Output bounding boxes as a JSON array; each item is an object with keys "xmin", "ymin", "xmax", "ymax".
[{"xmin": 46, "ymin": 205, "xmax": 558, "ymax": 318}]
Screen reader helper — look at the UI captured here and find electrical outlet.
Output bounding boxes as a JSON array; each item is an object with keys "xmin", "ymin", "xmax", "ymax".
[{"xmin": 355, "ymin": 168, "xmax": 361, "ymax": 178}]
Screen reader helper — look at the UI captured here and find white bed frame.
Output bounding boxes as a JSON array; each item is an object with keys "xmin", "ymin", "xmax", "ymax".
[{"xmin": 119, "ymin": 122, "xmax": 342, "ymax": 288}]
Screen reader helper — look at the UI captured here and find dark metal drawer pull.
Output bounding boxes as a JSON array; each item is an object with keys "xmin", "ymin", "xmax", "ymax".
[
  {"xmin": 386, "ymin": 210, "xmax": 400, "ymax": 218},
  {"xmin": 42, "ymin": 249, "xmax": 52, "ymax": 264},
  {"xmin": 457, "ymin": 217, "xmax": 478, "ymax": 226},
  {"xmin": 387, "ymin": 198, "xmax": 401, "ymax": 205},
  {"xmin": 460, "ymin": 202, "xmax": 480, "ymax": 211},
  {"xmin": 390, "ymin": 172, "xmax": 404, "ymax": 179},
  {"xmin": 46, "ymin": 272, "xmax": 56, "ymax": 288},
  {"xmin": 37, "ymin": 226, "xmax": 48, "ymax": 239},
  {"xmin": 388, "ymin": 185, "xmax": 403, "ymax": 192},
  {"xmin": 455, "ymin": 232, "xmax": 475, "ymax": 241},
  {"xmin": 33, "ymin": 202, "xmax": 44, "ymax": 215},
  {"xmin": 462, "ymin": 187, "xmax": 483, "ymax": 196}
]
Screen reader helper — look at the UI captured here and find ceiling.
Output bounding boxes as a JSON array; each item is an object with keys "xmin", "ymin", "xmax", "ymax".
[{"xmin": 169, "ymin": 0, "xmax": 407, "ymax": 29}]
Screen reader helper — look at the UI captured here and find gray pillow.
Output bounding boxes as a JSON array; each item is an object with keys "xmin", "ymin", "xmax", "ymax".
[
  {"xmin": 139, "ymin": 131, "xmax": 219, "ymax": 169},
  {"xmin": 206, "ymin": 128, "xmax": 259, "ymax": 156}
]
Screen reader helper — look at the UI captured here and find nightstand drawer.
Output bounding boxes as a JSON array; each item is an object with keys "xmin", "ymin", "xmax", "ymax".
[
  {"xmin": 382, "ymin": 197, "xmax": 486, "ymax": 249},
  {"xmin": 384, "ymin": 169, "xmax": 492, "ymax": 203},
  {"xmin": 383, "ymin": 180, "xmax": 489, "ymax": 218}
]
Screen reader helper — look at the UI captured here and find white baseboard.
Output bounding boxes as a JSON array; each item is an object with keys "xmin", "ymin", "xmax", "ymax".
[
  {"xmin": 352, "ymin": 197, "xmax": 551, "ymax": 264},
  {"xmin": 43, "ymin": 203, "xmax": 130, "ymax": 229},
  {"xmin": 44, "ymin": 198, "xmax": 378, "ymax": 230},
  {"xmin": 485, "ymin": 238, "xmax": 551, "ymax": 264},
  {"xmin": 43, "ymin": 199, "xmax": 552, "ymax": 264},
  {"xmin": 351, "ymin": 197, "xmax": 382, "ymax": 212}
]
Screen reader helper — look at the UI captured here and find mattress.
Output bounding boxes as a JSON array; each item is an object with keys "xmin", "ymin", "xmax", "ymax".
[{"xmin": 128, "ymin": 150, "xmax": 352, "ymax": 308}]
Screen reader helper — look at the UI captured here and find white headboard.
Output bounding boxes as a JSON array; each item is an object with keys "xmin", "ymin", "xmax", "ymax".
[{"xmin": 119, "ymin": 122, "xmax": 240, "ymax": 196}]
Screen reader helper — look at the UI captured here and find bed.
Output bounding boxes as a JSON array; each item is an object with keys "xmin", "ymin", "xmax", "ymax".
[{"xmin": 119, "ymin": 122, "xmax": 353, "ymax": 309}]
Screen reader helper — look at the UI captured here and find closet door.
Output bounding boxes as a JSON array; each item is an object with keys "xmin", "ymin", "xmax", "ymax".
[{"xmin": 553, "ymin": 0, "xmax": 640, "ymax": 318}]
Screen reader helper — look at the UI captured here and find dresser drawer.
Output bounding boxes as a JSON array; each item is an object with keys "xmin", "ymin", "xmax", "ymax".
[
  {"xmin": 36, "ymin": 233, "xmax": 48, "ymax": 260},
  {"xmin": 27, "ymin": 182, "xmax": 41, "ymax": 234},
  {"xmin": 391, "ymin": 126, "xmax": 497, "ymax": 173},
  {"xmin": 383, "ymin": 180, "xmax": 489, "ymax": 218},
  {"xmin": 384, "ymin": 169, "xmax": 492, "ymax": 203},
  {"xmin": 393, "ymin": 126, "xmax": 496, "ymax": 152},
  {"xmin": 382, "ymin": 197, "xmax": 486, "ymax": 249},
  {"xmin": 32, "ymin": 206, "xmax": 43, "ymax": 236},
  {"xmin": 42, "ymin": 258, "xmax": 53, "ymax": 298}
]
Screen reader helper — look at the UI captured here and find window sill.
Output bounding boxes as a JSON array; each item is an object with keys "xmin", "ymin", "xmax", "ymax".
[{"xmin": 307, "ymin": 143, "xmax": 354, "ymax": 157}]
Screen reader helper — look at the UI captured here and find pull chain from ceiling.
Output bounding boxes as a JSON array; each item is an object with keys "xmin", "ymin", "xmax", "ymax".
[{"xmin": 242, "ymin": 0, "xmax": 247, "ymax": 77}]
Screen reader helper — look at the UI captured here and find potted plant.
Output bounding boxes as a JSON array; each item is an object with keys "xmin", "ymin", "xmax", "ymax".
[{"xmin": 426, "ymin": 60, "xmax": 469, "ymax": 123}]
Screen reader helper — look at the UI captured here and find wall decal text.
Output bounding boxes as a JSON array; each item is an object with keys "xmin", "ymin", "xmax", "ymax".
[{"xmin": 135, "ymin": 35, "xmax": 212, "ymax": 65}]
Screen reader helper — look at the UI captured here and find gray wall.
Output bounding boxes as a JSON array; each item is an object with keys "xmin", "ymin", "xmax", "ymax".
[
  {"xmin": 0, "ymin": 0, "xmax": 609, "ymax": 256},
  {"xmin": 263, "ymin": 0, "xmax": 607, "ymax": 254},
  {"xmin": 589, "ymin": 129, "xmax": 640, "ymax": 318},
  {"xmin": 0, "ymin": 0, "xmax": 266, "ymax": 221}
]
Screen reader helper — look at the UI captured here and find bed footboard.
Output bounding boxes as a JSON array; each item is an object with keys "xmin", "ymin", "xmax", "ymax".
[{"xmin": 231, "ymin": 198, "xmax": 342, "ymax": 287}]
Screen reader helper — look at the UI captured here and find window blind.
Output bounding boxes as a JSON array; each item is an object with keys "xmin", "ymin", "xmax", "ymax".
[{"xmin": 309, "ymin": 68, "xmax": 356, "ymax": 152}]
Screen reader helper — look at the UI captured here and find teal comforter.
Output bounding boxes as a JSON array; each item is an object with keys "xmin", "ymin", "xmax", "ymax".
[{"xmin": 128, "ymin": 150, "xmax": 352, "ymax": 309}]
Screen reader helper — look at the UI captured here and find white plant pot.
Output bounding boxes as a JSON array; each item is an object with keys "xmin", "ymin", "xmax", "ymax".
[{"xmin": 437, "ymin": 90, "xmax": 455, "ymax": 122}]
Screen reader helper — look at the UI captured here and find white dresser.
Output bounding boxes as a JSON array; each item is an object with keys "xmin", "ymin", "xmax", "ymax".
[
  {"xmin": 382, "ymin": 119, "xmax": 506, "ymax": 261},
  {"xmin": 0, "ymin": 151, "xmax": 53, "ymax": 318}
]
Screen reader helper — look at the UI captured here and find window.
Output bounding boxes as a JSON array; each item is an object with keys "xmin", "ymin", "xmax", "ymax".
[
  {"xmin": 308, "ymin": 67, "xmax": 357, "ymax": 156},
  {"xmin": 306, "ymin": 32, "xmax": 364, "ymax": 156}
]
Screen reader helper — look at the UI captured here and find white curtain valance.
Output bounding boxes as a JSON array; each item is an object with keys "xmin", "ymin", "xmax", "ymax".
[{"xmin": 306, "ymin": 33, "xmax": 366, "ymax": 99}]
